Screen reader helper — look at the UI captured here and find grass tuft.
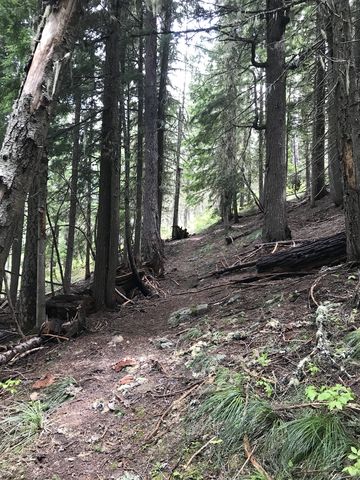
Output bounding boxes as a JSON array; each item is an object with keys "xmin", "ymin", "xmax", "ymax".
[
  {"xmin": 277, "ymin": 412, "xmax": 351, "ymax": 474},
  {"xmin": 0, "ymin": 376, "xmax": 78, "ymax": 455},
  {"xmin": 345, "ymin": 329, "xmax": 360, "ymax": 359}
]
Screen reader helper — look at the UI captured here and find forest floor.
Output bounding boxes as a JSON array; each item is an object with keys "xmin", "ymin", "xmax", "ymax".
[{"xmin": 2, "ymin": 196, "xmax": 360, "ymax": 480}]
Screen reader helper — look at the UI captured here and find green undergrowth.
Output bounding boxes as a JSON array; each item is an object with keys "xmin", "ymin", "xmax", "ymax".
[
  {"xmin": 0, "ymin": 376, "xmax": 77, "ymax": 457},
  {"xmin": 178, "ymin": 368, "xmax": 360, "ymax": 479}
]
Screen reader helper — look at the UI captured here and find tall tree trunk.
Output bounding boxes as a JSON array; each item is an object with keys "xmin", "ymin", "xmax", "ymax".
[
  {"xmin": 36, "ymin": 153, "xmax": 48, "ymax": 329},
  {"xmin": 331, "ymin": 0, "xmax": 360, "ymax": 260},
  {"xmin": 134, "ymin": 0, "xmax": 144, "ymax": 263},
  {"xmin": 258, "ymin": 79, "xmax": 264, "ymax": 204},
  {"xmin": 172, "ymin": 95, "xmax": 184, "ymax": 238},
  {"xmin": 10, "ymin": 210, "xmax": 24, "ymax": 306},
  {"xmin": 325, "ymin": 15, "xmax": 343, "ymax": 206},
  {"xmin": 157, "ymin": 0, "xmax": 173, "ymax": 232},
  {"xmin": 64, "ymin": 89, "xmax": 81, "ymax": 292},
  {"xmin": 142, "ymin": 6, "xmax": 164, "ymax": 275},
  {"xmin": 262, "ymin": 0, "xmax": 291, "ymax": 241},
  {"xmin": 310, "ymin": 10, "xmax": 326, "ymax": 206},
  {"xmin": 18, "ymin": 178, "xmax": 39, "ymax": 332},
  {"xmin": 0, "ymin": 0, "xmax": 84, "ymax": 283},
  {"xmin": 93, "ymin": 0, "xmax": 121, "ymax": 308}
]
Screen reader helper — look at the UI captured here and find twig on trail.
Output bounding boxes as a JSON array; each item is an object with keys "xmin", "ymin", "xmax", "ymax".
[
  {"xmin": 115, "ymin": 288, "xmax": 135, "ymax": 305},
  {"xmin": 41, "ymin": 333, "xmax": 70, "ymax": 341},
  {"xmin": 184, "ymin": 436, "xmax": 218, "ymax": 470},
  {"xmin": 201, "ymin": 260, "xmax": 257, "ymax": 279},
  {"xmin": 144, "ymin": 379, "xmax": 206, "ymax": 442},
  {"xmin": 152, "ymin": 382, "xmax": 204, "ymax": 398},
  {"xmin": 243, "ymin": 435, "xmax": 273, "ymax": 480},
  {"xmin": 9, "ymin": 346, "xmax": 44, "ymax": 364},
  {"xmin": 238, "ymin": 443, "xmax": 256, "ymax": 476}
]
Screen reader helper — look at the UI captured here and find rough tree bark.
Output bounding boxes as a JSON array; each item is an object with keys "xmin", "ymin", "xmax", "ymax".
[
  {"xmin": 142, "ymin": 5, "xmax": 164, "ymax": 275},
  {"xmin": 64, "ymin": 89, "xmax": 81, "ymax": 293},
  {"xmin": 0, "ymin": 0, "xmax": 84, "ymax": 283},
  {"xmin": 324, "ymin": 11, "xmax": 343, "ymax": 206},
  {"xmin": 93, "ymin": 0, "xmax": 121, "ymax": 308},
  {"xmin": 331, "ymin": 0, "xmax": 360, "ymax": 260},
  {"xmin": 134, "ymin": 0, "xmax": 144, "ymax": 263},
  {"xmin": 172, "ymin": 83, "xmax": 186, "ymax": 239},
  {"xmin": 18, "ymin": 178, "xmax": 39, "ymax": 332},
  {"xmin": 262, "ymin": 0, "xmax": 291, "ymax": 241},
  {"xmin": 157, "ymin": 0, "xmax": 173, "ymax": 231},
  {"xmin": 9, "ymin": 209, "xmax": 24, "ymax": 306},
  {"xmin": 36, "ymin": 153, "xmax": 48, "ymax": 329},
  {"xmin": 310, "ymin": 9, "xmax": 326, "ymax": 206}
]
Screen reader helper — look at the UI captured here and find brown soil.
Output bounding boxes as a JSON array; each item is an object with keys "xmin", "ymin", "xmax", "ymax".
[{"xmin": 2, "ymin": 196, "xmax": 360, "ymax": 480}]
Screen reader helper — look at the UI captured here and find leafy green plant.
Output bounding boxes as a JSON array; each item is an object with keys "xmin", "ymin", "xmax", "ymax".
[
  {"xmin": 306, "ymin": 362, "xmax": 319, "ymax": 376},
  {"xmin": 343, "ymin": 446, "xmax": 360, "ymax": 477},
  {"xmin": 305, "ymin": 384, "xmax": 354, "ymax": 411},
  {"xmin": 256, "ymin": 379, "xmax": 274, "ymax": 398},
  {"xmin": 255, "ymin": 352, "xmax": 270, "ymax": 367},
  {"xmin": 0, "ymin": 378, "xmax": 21, "ymax": 394}
]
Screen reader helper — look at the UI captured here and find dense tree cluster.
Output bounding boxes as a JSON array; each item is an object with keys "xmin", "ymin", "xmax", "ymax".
[{"xmin": 0, "ymin": 0, "xmax": 359, "ymax": 331}]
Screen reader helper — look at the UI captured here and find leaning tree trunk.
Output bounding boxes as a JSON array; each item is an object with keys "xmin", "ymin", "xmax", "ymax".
[
  {"xmin": 142, "ymin": 5, "xmax": 164, "ymax": 275},
  {"xmin": 331, "ymin": 0, "xmax": 360, "ymax": 261},
  {"xmin": 64, "ymin": 89, "xmax": 81, "ymax": 293},
  {"xmin": 0, "ymin": 0, "xmax": 84, "ymax": 284},
  {"xmin": 262, "ymin": 0, "xmax": 291, "ymax": 242},
  {"xmin": 310, "ymin": 9, "xmax": 326, "ymax": 207},
  {"xmin": 93, "ymin": 0, "xmax": 121, "ymax": 309}
]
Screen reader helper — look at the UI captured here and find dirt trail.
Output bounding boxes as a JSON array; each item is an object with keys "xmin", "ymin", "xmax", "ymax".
[{"xmin": 1, "ymin": 231, "xmax": 229, "ymax": 480}]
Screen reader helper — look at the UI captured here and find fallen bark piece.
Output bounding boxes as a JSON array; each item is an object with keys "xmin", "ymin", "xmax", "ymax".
[
  {"xmin": 256, "ymin": 232, "xmax": 346, "ymax": 273},
  {"xmin": 0, "ymin": 336, "xmax": 43, "ymax": 365},
  {"xmin": 32, "ymin": 373, "xmax": 55, "ymax": 390},
  {"xmin": 112, "ymin": 358, "xmax": 137, "ymax": 373}
]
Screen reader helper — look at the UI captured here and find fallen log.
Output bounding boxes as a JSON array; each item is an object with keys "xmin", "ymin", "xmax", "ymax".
[
  {"xmin": 256, "ymin": 232, "xmax": 346, "ymax": 273},
  {"xmin": 225, "ymin": 227, "xmax": 260, "ymax": 245},
  {"xmin": 0, "ymin": 336, "xmax": 43, "ymax": 366}
]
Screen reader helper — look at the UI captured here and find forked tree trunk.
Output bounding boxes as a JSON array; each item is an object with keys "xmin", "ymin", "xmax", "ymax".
[
  {"xmin": 93, "ymin": 0, "xmax": 121, "ymax": 308},
  {"xmin": 64, "ymin": 89, "xmax": 81, "ymax": 293},
  {"xmin": 142, "ymin": 6, "xmax": 164, "ymax": 275},
  {"xmin": 262, "ymin": 0, "xmax": 291, "ymax": 241},
  {"xmin": 0, "ymin": 0, "xmax": 84, "ymax": 283}
]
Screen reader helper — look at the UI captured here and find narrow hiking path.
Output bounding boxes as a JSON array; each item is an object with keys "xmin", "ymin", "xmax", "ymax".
[
  {"xmin": 1, "ymin": 226, "xmax": 233, "ymax": 480},
  {"xmin": 3, "ymin": 197, "xmax": 359, "ymax": 480}
]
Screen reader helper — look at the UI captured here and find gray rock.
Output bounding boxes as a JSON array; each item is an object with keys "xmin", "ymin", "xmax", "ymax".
[{"xmin": 168, "ymin": 304, "xmax": 210, "ymax": 327}]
